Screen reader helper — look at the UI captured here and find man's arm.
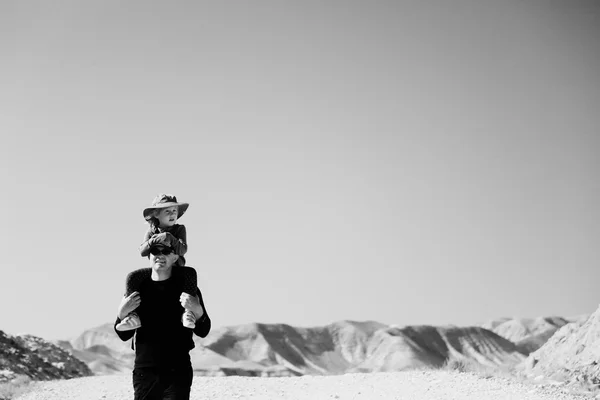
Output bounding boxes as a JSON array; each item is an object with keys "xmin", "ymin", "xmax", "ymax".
[{"xmin": 193, "ymin": 288, "xmax": 211, "ymax": 338}]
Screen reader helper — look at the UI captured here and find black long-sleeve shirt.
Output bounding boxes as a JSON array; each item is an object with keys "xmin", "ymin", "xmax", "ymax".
[{"xmin": 114, "ymin": 271, "xmax": 211, "ymax": 369}]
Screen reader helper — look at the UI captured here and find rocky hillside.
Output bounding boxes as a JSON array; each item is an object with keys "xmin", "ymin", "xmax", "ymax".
[
  {"xmin": 481, "ymin": 315, "xmax": 588, "ymax": 354},
  {"xmin": 351, "ymin": 325, "xmax": 524, "ymax": 372},
  {"xmin": 521, "ymin": 306, "xmax": 599, "ymax": 384},
  {"xmin": 0, "ymin": 330, "xmax": 92, "ymax": 383},
  {"xmin": 63, "ymin": 320, "xmax": 526, "ymax": 377}
]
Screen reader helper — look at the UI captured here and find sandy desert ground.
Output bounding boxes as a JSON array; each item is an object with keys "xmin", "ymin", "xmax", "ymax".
[{"xmin": 16, "ymin": 370, "xmax": 590, "ymax": 400}]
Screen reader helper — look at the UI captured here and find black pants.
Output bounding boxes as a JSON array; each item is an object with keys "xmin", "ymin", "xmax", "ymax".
[{"xmin": 132, "ymin": 366, "xmax": 193, "ymax": 400}]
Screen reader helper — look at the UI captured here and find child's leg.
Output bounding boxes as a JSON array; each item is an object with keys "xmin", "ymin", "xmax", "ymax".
[
  {"xmin": 178, "ymin": 266, "xmax": 197, "ymax": 296},
  {"xmin": 124, "ymin": 268, "xmax": 152, "ymax": 296},
  {"xmin": 117, "ymin": 268, "xmax": 151, "ymax": 331}
]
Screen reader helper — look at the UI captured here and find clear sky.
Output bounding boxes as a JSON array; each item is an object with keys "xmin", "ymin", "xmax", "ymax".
[{"xmin": 1, "ymin": 0, "xmax": 599, "ymax": 341}]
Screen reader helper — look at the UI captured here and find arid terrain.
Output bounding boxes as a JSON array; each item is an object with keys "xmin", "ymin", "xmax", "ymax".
[{"xmin": 14, "ymin": 370, "xmax": 593, "ymax": 400}]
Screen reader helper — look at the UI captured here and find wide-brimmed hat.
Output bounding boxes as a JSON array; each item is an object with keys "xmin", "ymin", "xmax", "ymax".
[{"xmin": 143, "ymin": 194, "xmax": 189, "ymax": 220}]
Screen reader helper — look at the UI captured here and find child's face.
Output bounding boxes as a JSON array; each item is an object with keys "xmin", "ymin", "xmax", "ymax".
[{"xmin": 156, "ymin": 206, "xmax": 178, "ymax": 228}]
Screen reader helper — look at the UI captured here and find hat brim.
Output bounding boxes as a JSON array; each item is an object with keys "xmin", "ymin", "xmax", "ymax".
[{"xmin": 143, "ymin": 202, "xmax": 189, "ymax": 220}]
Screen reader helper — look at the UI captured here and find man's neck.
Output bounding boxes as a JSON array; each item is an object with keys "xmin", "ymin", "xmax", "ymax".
[{"xmin": 151, "ymin": 267, "xmax": 173, "ymax": 281}]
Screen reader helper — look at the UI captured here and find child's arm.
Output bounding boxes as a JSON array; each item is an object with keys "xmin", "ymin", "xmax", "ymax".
[
  {"xmin": 139, "ymin": 229, "xmax": 154, "ymax": 257},
  {"xmin": 169, "ymin": 225, "xmax": 188, "ymax": 256}
]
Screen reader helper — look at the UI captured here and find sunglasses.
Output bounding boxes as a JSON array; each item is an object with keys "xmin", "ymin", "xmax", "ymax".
[{"xmin": 149, "ymin": 246, "xmax": 174, "ymax": 256}]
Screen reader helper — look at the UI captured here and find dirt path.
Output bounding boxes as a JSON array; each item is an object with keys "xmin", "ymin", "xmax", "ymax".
[{"xmin": 17, "ymin": 370, "xmax": 589, "ymax": 400}]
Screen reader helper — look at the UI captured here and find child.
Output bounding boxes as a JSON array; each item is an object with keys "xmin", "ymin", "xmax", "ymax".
[{"xmin": 116, "ymin": 193, "xmax": 199, "ymax": 331}]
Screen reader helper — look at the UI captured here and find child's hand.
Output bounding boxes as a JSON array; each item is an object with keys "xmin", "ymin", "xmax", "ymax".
[
  {"xmin": 180, "ymin": 293, "xmax": 204, "ymax": 320},
  {"xmin": 150, "ymin": 233, "xmax": 171, "ymax": 245},
  {"xmin": 163, "ymin": 232, "xmax": 177, "ymax": 245},
  {"xmin": 118, "ymin": 292, "xmax": 141, "ymax": 320}
]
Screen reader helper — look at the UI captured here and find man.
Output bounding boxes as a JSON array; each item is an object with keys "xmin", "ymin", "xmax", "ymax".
[{"xmin": 114, "ymin": 242, "xmax": 211, "ymax": 400}]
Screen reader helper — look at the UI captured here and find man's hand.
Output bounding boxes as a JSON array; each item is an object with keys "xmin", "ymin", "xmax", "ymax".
[
  {"xmin": 180, "ymin": 293, "xmax": 204, "ymax": 320},
  {"xmin": 118, "ymin": 292, "xmax": 141, "ymax": 320}
]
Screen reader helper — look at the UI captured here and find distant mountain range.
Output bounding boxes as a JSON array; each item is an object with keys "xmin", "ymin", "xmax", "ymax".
[
  {"xmin": 46, "ymin": 315, "xmax": 588, "ymax": 377},
  {"xmin": 1, "ymin": 314, "xmax": 588, "ymax": 382},
  {"xmin": 1, "ymin": 313, "xmax": 594, "ymax": 384}
]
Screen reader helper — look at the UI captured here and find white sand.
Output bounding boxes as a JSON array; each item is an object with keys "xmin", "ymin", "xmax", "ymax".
[{"xmin": 17, "ymin": 370, "xmax": 587, "ymax": 400}]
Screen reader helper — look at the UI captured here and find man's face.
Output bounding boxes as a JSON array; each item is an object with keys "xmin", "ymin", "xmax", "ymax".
[{"xmin": 149, "ymin": 246, "xmax": 179, "ymax": 271}]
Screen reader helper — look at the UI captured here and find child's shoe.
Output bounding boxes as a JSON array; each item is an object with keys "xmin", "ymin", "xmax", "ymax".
[
  {"xmin": 182, "ymin": 310, "xmax": 196, "ymax": 329},
  {"xmin": 116, "ymin": 313, "xmax": 142, "ymax": 331}
]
